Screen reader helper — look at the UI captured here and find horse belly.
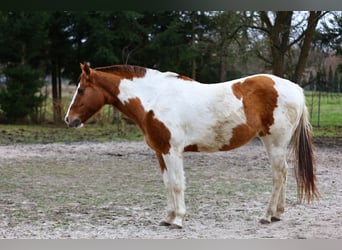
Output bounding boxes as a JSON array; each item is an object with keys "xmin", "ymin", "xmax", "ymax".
[{"xmin": 183, "ymin": 111, "xmax": 256, "ymax": 152}]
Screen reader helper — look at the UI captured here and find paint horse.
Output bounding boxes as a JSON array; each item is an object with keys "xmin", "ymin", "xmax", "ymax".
[{"xmin": 65, "ymin": 63, "xmax": 319, "ymax": 228}]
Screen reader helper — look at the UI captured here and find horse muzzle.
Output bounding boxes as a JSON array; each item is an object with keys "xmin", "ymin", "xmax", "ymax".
[{"xmin": 65, "ymin": 117, "xmax": 84, "ymax": 128}]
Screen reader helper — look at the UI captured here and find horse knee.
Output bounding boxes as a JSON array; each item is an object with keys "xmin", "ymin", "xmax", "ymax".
[{"xmin": 163, "ymin": 174, "xmax": 184, "ymax": 192}]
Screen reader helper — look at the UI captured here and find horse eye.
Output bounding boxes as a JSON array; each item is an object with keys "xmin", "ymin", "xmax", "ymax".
[{"xmin": 77, "ymin": 88, "xmax": 84, "ymax": 95}]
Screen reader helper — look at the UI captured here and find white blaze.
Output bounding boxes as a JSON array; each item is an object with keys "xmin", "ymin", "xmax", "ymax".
[{"xmin": 65, "ymin": 82, "xmax": 81, "ymax": 123}]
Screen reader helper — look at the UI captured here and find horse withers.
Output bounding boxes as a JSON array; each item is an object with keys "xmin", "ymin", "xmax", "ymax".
[{"xmin": 65, "ymin": 63, "xmax": 319, "ymax": 228}]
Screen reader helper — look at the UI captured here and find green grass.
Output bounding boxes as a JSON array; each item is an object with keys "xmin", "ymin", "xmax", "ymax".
[
  {"xmin": 306, "ymin": 91, "xmax": 342, "ymax": 127},
  {"xmin": 305, "ymin": 92, "xmax": 342, "ymax": 138},
  {"xmin": 311, "ymin": 126, "xmax": 342, "ymax": 137}
]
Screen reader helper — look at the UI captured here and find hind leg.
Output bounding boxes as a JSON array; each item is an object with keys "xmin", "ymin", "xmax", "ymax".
[
  {"xmin": 273, "ymin": 161, "xmax": 288, "ymax": 221},
  {"xmin": 260, "ymin": 137, "xmax": 289, "ymax": 224}
]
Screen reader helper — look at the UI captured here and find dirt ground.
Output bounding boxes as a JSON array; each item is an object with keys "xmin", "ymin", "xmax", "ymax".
[{"xmin": 0, "ymin": 138, "xmax": 341, "ymax": 239}]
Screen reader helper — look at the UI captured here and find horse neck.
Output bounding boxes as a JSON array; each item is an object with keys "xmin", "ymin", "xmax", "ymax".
[
  {"xmin": 93, "ymin": 72, "xmax": 121, "ymax": 105},
  {"xmin": 96, "ymin": 72, "xmax": 149, "ymax": 129}
]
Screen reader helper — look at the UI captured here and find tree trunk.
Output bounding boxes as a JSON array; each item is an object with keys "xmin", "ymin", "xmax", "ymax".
[
  {"xmin": 267, "ymin": 11, "xmax": 293, "ymax": 77},
  {"xmin": 220, "ymin": 54, "xmax": 227, "ymax": 81},
  {"xmin": 52, "ymin": 63, "xmax": 62, "ymax": 124},
  {"xmin": 20, "ymin": 42, "xmax": 26, "ymax": 65},
  {"xmin": 271, "ymin": 49, "xmax": 285, "ymax": 77},
  {"xmin": 293, "ymin": 11, "xmax": 322, "ymax": 84}
]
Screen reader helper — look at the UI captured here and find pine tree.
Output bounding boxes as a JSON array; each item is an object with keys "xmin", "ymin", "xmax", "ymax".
[
  {"xmin": 0, "ymin": 11, "xmax": 48, "ymax": 123},
  {"xmin": 0, "ymin": 65, "xmax": 45, "ymax": 123}
]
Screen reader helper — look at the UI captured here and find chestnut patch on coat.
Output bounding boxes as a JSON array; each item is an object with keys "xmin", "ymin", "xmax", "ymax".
[
  {"xmin": 144, "ymin": 110, "xmax": 171, "ymax": 154},
  {"xmin": 116, "ymin": 98, "xmax": 171, "ymax": 155},
  {"xmin": 177, "ymin": 74, "xmax": 193, "ymax": 81},
  {"xmin": 90, "ymin": 70, "xmax": 122, "ymax": 100},
  {"xmin": 184, "ymin": 144, "xmax": 199, "ymax": 152},
  {"xmin": 232, "ymin": 76, "xmax": 278, "ymax": 138},
  {"xmin": 117, "ymin": 97, "xmax": 145, "ymax": 128},
  {"xmin": 220, "ymin": 124, "xmax": 257, "ymax": 151},
  {"xmin": 156, "ymin": 153, "xmax": 167, "ymax": 172}
]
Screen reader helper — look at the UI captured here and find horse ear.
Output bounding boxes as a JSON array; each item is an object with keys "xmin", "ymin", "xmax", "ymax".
[{"xmin": 80, "ymin": 63, "xmax": 91, "ymax": 79}]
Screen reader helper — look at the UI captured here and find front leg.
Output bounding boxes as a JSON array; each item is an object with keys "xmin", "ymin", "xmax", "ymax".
[{"xmin": 157, "ymin": 150, "xmax": 186, "ymax": 229}]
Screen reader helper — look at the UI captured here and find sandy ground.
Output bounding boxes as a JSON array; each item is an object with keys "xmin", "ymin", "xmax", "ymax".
[{"xmin": 0, "ymin": 138, "xmax": 341, "ymax": 239}]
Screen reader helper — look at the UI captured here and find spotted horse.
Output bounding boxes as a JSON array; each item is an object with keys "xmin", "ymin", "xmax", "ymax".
[{"xmin": 65, "ymin": 63, "xmax": 319, "ymax": 229}]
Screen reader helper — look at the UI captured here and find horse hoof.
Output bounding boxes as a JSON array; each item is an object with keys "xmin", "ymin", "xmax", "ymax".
[
  {"xmin": 159, "ymin": 221, "xmax": 171, "ymax": 227},
  {"xmin": 169, "ymin": 224, "xmax": 183, "ymax": 229},
  {"xmin": 259, "ymin": 219, "xmax": 271, "ymax": 224},
  {"xmin": 271, "ymin": 216, "xmax": 281, "ymax": 222}
]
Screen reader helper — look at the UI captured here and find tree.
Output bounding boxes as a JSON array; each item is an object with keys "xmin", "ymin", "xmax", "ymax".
[
  {"xmin": 315, "ymin": 12, "xmax": 342, "ymax": 55},
  {"xmin": 293, "ymin": 11, "xmax": 323, "ymax": 83},
  {"xmin": 140, "ymin": 11, "xmax": 195, "ymax": 76},
  {"xmin": 314, "ymin": 12, "xmax": 342, "ymax": 92},
  {"xmin": 0, "ymin": 11, "xmax": 49, "ymax": 67},
  {"xmin": 246, "ymin": 11, "xmax": 325, "ymax": 84},
  {"xmin": 137, "ymin": 11, "xmax": 212, "ymax": 79},
  {"xmin": 211, "ymin": 11, "xmax": 248, "ymax": 81},
  {"xmin": 0, "ymin": 65, "xmax": 45, "ymax": 123},
  {"xmin": 0, "ymin": 11, "xmax": 49, "ymax": 123},
  {"xmin": 110, "ymin": 11, "xmax": 147, "ymax": 65}
]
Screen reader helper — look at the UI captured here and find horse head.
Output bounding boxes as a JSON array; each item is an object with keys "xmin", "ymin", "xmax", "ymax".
[{"xmin": 65, "ymin": 63, "xmax": 107, "ymax": 128}]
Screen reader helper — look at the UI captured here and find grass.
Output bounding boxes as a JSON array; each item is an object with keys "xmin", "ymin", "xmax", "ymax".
[
  {"xmin": 306, "ymin": 91, "xmax": 342, "ymax": 127},
  {"xmin": 0, "ymin": 124, "xmax": 143, "ymax": 145},
  {"xmin": 305, "ymin": 91, "xmax": 342, "ymax": 138},
  {"xmin": 311, "ymin": 126, "xmax": 342, "ymax": 137}
]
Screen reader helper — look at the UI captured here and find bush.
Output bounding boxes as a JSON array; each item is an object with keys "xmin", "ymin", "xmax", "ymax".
[{"xmin": 0, "ymin": 64, "xmax": 46, "ymax": 123}]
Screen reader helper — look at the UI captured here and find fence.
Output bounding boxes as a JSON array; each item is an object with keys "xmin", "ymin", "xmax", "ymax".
[{"xmin": 305, "ymin": 91, "xmax": 342, "ymax": 127}]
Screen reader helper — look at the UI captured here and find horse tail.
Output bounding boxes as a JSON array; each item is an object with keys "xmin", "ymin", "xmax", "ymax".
[{"xmin": 291, "ymin": 105, "xmax": 319, "ymax": 203}]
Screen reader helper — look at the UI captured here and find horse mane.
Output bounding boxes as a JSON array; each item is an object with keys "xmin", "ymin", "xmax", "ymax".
[
  {"xmin": 94, "ymin": 64, "xmax": 194, "ymax": 82},
  {"xmin": 94, "ymin": 65, "xmax": 147, "ymax": 79}
]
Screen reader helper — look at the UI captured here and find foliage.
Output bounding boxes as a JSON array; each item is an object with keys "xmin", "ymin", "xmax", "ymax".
[
  {"xmin": 209, "ymin": 11, "xmax": 250, "ymax": 81},
  {"xmin": 314, "ymin": 12, "xmax": 342, "ymax": 55},
  {"xmin": 0, "ymin": 65, "xmax": 46, "ymax": 123},
  {"xmin": 0, "ymin": 11, "xmax": 49, "ymax": 66},
  {"xmin": 0, "ymin": 11, "xmax": 49, "ymax": 123},
  {"xmin": 313, "ymin": 12, "xmax": 342, "ymax": 92}
]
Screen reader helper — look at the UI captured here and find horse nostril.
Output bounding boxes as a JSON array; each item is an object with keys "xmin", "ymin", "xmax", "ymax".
[{"xmin": 70, "ymin": 118, "xmax": 81, "ymax": 128}]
